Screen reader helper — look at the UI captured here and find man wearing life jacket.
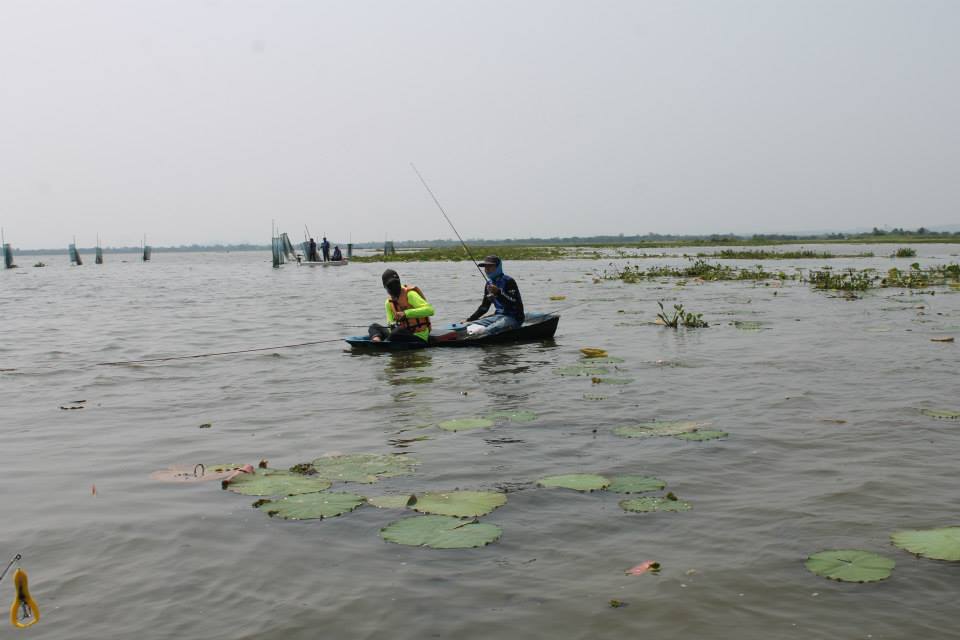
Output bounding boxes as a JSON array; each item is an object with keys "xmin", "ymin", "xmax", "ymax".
[
  {"xmin": 368, "ymin": 269, "xmax": 435, "ymax": 343},
  {"xmin": 465, "ymin": 255, "xmax": 524, "ymax": 335}
]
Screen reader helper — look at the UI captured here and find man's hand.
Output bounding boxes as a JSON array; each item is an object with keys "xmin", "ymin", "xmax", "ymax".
[{"xmin": 486, "ymin": 284, "xmax": 501, "ymax": 296}]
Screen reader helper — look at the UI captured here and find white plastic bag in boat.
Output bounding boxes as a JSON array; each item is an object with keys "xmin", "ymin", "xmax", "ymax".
[{"xmin": 466, "ymin": 323, "xmax": 486, "ymax": 336}]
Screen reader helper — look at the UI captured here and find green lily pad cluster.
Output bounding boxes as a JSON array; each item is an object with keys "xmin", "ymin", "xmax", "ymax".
[
  {"xmin": 378, "ymin": 490, "xmax": 508, "ymax": 548},
  {"xmin": 919, "ymin": 408, "xmax": 960, "ymax": 420},
  {"xmin": 307, "ymin": 453, "xmax": 419, "ymax": 483},
  {"xmin": 805, "ymin": 526, "xmax": 960, "ymax": 583},
  {"xmin": 536, "ymin": 473, "xmax": 686, "ymax": 514},
  {"xmin": 614, "ymin": 421, "xmax": 727, "ymax": 441}
]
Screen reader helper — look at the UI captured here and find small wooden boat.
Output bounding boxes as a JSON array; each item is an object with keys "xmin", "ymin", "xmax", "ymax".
[
  {"xmin": 345, "ymin": 312, "xmax": 560, "ymax": 350},
  {"xmin": 300, "ymin": 259, "xmax": 349, "ymax": 267}
]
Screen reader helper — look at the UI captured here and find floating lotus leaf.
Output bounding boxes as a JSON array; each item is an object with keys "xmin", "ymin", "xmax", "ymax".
[
  {"xmin": 487, "ymin": 410, "xmax": 537, "ymax": 423},
  {"xmin": 366, "ymin": 494, "xmax": 416, "ymax": 509},
  {"xmin": 537, "ymin": 474, "xmax": 610, "ymax": 492},
  {"xmin": 674, "ymin": 430, "xmax": 729, "ymax": 441},
  {"xmin": 606, "ymin": 475, "xmax": 666, "ymax": 494},
  {"xmin": 226, "ymin": 470, "xmax": 332, "ymax": 496},
  {"xmin": 733, "ymin": 320, "xmax": 767, "ymax": 331},
  {"xmin": 804, "ymin": 550, "xmax": 895, "ymax": 582},
  {"xmin": 150, "ymin": 463, "xmax": 247, "ymax": 483},
  {"xmin": 614, "ymin": 421, "xmax": 709, "ymax": 438},
  {"xmin": 380, "ymin": 515, "xmax": 502, "ymax": 549},
  {"xmin": 412, "ymin": 490, "xmax": 507, "ymax": 517},
  {"xmin": 619, "ymin": 497, "xmax": 692, "ymax": 513},
  {"xmin": 309, "ymin": 453, "xmax": 418, "ymax": 483},
  {"xmin": 592, "ymin": 377, "xmax": 634, "ymax": 385},
  {"xmin": 891, "ymin": 527, "xmax": 960, "ymax": 561},
  {"xmin": 437, "ymin": 417, "xmax": 495, "ymax": 432},
  {"xmin": 555, "ymin": 365, "xmax": 610, "ymax": 377},
  {"xmin": 580, "ymin": 348, "xmax": 608, "ymax": 358},
  {"xmin": 919, "ymin": 409, "xmax": 960, "ymax": 420},
  {"xmin": 257, "ymin": 492, "xmax": 364, "ymax": 520}
]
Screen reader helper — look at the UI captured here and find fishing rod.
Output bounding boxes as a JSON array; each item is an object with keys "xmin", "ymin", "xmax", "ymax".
[{"xmin": 410, "ymin": 163, "xmax": 488, "ymax": 283}]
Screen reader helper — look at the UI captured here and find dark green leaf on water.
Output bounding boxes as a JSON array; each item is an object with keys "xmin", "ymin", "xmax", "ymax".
[
  {"xmin": 619, "ymin": 497, "xmax": 692, "ymax": 513},
  {"xmin": 891, "ymin": 527, "xmax": 960, "ymax": 561},
  {"xmin": 537, "ymin": 474, "xmax": 610, "ymax": 492},
  {"xmin": 614, "ymin": 421, "xmax": 709, "ymax": 438},
  {"xmin": 592, "ymin": 377, "xmax": 634, "ymax": 385},
  {"xmin": 606, "ymin": 475, "xmax": 666, "ymax": 494},
  {"xmin": 257, "ymin": 491, "xmax": 365, "ymax": 520},
  {"xmin": 198, "ymin": 423, "xmax": 212, "ymax": 429},
  {"xmin": 608, "ymin": 599, "xmax": 627, "ymax": 608},
  {"xmin": 380, "ymin": 515, "xmax": 502, "ymax": 549},
  {"xmin": 437, "ymin": 417, "xmax": 495, "ymax": 432},
  {"xmin": 226, "ymin": 470, "xmax": 332, "ymax": 496},
  {"xmin": 412, "ymin": 490, "xmax": 507, "ymax": 517},
  {"xmin": 309, "ymin": 453, "xmax": 418, "ymax": 483},
  {"xmin": 674, "ymin": 430, "xmax": 729, "ymax": 441},
  {"xmin": 804, "ymin": 550, "xmax": 895, "ymax": 582},
  {"xmin": 919, "ymin": 409, "xmax": 960, "ymax": 420}
]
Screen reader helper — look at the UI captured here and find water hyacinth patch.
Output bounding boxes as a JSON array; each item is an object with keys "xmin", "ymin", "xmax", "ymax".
[
  {"xmin": 437, "ymin": 417, "xmax": 495, "ymax": 432},
  {"xmin": 309, "ymin": 453, "xmax": 418, "ymax": 483},
  {"xmin": 804, "ymin": 550, "xmax": 895, "ymax": 583},
  {"xmin": 411, "ymin": 491, "xmax": 507, "ymax": 518},
  {"xmin": 225, "ymin": 470, "xmax": 332, "ymax": 496},
  {"xmin": 891, "ymin": 527, "xmax": 960, "ymax": 561},
  {"xmin": 257, "ymin": 492, "xmax": 365, "ymax": 520},
  {"xmin": 619, "ymin": 497, "xmax": 692, "ymax": 513},
  {"xmin": 606, "ymin": 476, "xmax": 666, "ymax": 494},
  {"xmin": 380, "ymin": 515, "xmax": 502, "ymax": 549},
  {"xmin": 537, "ymin": 474, "xmax": 610, "ymax": 492}
]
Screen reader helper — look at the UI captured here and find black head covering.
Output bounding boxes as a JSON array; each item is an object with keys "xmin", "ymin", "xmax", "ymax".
[{"xmin": 382, "ymin": 269, "xmax": 402, "ymax": 297}]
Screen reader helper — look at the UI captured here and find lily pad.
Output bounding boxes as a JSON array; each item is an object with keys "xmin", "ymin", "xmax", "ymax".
[
  {"xmin": 592, "ymin": 377, "xmax": 634, "ymax": 385},
  {"xmin": 733, "ymin": 320, "xmax": 767, "ymax": 331},
  {"xmin": 487, "ymin": 410, "xmax": 538, "ymax": 423},
  {"xmin": 437, "ymin": 417, "xmax": 495, "ymax": 432},
  {"xmin": 257, "ymin": 492, "xmax": 365, "ymax": 520},
  {"xmin": 619, "ymin": 497, "xmax": 692, "ymax": 513},
  {"xmin": 614, "ymin": 421, "xmax": 709, "ymax": 438},
  {"xmin": 537, "ymin": 474, "xmax": 610, "ymax": 492},
  {"xmin": 226, "ymin": 470, "xmax": 332, "ymax": 496},
  {"xmin": 366, "ymin": 494, "xmax": 416, "ymax": 509},
  {"xmin": 309, "ymin": 453, "xmax": 418, "ymax": 483},
  {"xmin": 891, "ymin": 527, "xmax": 960, "ymax": 561},
  {"xmin": 919, "ymin": 409, "xmax": 960, "ymax": 420},
  {"xmin": 380, "ymin": 515, "xmax": 502, "ymax": 549},
  {"xmin": 674, "ymin": 430, "xmax": 729, "ymax": 441},
  {"xmin": 150, "ymin": 463, "xmax": 248, "ymax": 484},
  {"xmin": 606, "ymin": 475, "xmax": 666, "ymax": 494},
  {"xmin": 412, "ymin": 490, "xmax": 507, "ymax": 517},
  {"xmin": 555, "ymin": 365, "xmax": 610, "ymax": 377},
  {"xmin": 804, "ymin": 549, "xmax": 895, "ymax": 582}
]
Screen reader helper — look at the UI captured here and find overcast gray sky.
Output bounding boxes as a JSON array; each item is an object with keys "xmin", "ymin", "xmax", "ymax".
[{"xmin": 1, "ymin": 0, "xmax": 958, "ymax": 248}]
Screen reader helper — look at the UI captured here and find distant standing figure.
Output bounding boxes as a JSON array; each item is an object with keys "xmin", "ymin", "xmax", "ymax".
[
  {"xmin": 321, "ymin": 237, "xmax": 330, "ymax": 262},
  {"xmin": 332, "ymin": 245, "xmax": 343, "ymax": 261},
  {"xmin": 308, "ymin": 238, "xmax": 319, "ymax": 262}
]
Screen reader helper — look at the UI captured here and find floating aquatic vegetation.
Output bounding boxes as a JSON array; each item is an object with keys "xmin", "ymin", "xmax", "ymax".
[
  {"xmin": 894, "ymin": 247, "xmax": 917, "ymax": 258},
  {"xmin": 604, "ymin": 259, "xmax": 782, "ymax": 283},
  {"xmin": 582, "ymin": 357, "xmax": 625, "ymax": 365},
  {"xmin": 614, "ymin": 421, "xmax": 709, "ymax": 438},
  {"xmin": 674, "ymin": 430, "xmax": 729, "ymax": 441},
  {"xmin": 380, "ymin": 515, "xmax": 502, "ymax": 549},
  {"xmin": 198, "ymin": 422, "xmax": 212, "ymax": 429},
  {"xmin": 619, "ymin": 496, "xmax": 692, "ymax": 513},
  {"xmin": 487, "ymin": 410, "xmax": 538, "ymax": 423},
  {"xmin": 225, "ymin": 470, "xmax": 332, "ymax": 496},
  {"xmin": 807, "ymin": 268, "xmax": 877, "ymax": 291},
  {"xmin": 891, "ymin": 527, "xmax": 960, "ymax": 561},
  {"xmin": 549, "ymin": 295, "xmax": 566, "ymax": 301},
  {"xmin": 582, "ymin": 393, "xmax": 607, "ymax": 401},
  {"xmin": 804, "ymin": 550, "xmax": 895, "ymax": 582},
  {"xmin": 150, "ymin": 463, "xmax": 248, "ymax": 484},
  {"xmin": 732, "ymin": 320, "xmax": 767, "ymax": 331},
  {"xmin": 257, "ymin": 492, "xmax": 365, "ymax": 520},
  {"xmin": 919, "ymin": 409, "xmax": 960, "ymax": 420},
  {"xmin": 555, "ymin": 364, "xmax": 610, "ymax": 377},
  {"xmin": 391, "ymin": 376, "xmax": 435, "ymax": 386},
  {"xmin": 591, "ymin": 377, "xmax": 634, "ymax": 385},
  {"xmin": 309, "ymin": 453, "xmax": 418, "ymax": 483},
  {"xmin": 437, "ymin": 417, "xmax": 495, "ymax": 432},
  {"xmin": 656, "ymin": 302, "xmax": 708, "ymax": 328},
  {"xmin": 411, "ymin": 491, "xmax": 507, "ymax": 518},
  {"xmin": 580, "ymin": 348, "xmax": 608, "ymax": 358},
  {"xmin": 536, "ymin": 474, "xmax": 610, "ymax": 492},
  {"xmin": 366, "ymin": 494, "xmax": 417, "ymax": 509},
  {"xmin": 606, "ymin": 475, "xmax": 666, "ymax": 494}
]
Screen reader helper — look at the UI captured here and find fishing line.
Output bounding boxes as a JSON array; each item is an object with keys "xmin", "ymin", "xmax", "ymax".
[
  {"xmin": 95, "ymin": 337, "xmax": 345, "ymax": 366},
  {"xmin": 410, "ymin": 163, "xmax": 488, "ymax": 283}
]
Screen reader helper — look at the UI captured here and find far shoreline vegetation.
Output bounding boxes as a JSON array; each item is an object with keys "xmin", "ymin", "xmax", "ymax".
[{"xmin": 8, "ymin": 227, "xmax": 960, "ymax": 256}]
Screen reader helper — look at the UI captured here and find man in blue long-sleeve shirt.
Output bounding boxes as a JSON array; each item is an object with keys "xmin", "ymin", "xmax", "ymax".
[{"xmin": 466, "ymin": 255, "xmax": 524, "ymax": 335}]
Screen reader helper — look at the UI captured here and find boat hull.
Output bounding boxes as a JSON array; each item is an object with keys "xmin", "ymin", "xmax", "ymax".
[{"xmin": 345, "ymin": 312, "xmax": 559, "ymax": 351}]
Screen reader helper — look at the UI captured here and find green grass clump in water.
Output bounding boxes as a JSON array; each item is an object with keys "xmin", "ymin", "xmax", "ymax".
[
  {"xmin": 604, "ymin": 259, "xmax": 786, "ymax": 283},
  {"xmin": 352, "ymin": 245, "xmax": 587, "ymax": 263},
  {"xmin": 697, "ymin": 249, "xmax": 871, "ymax": 260}
]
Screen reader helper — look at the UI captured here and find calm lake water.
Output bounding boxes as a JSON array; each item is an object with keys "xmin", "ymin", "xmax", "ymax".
[{"xmin": 2, "ymin": 245, "xmax": 958, "ymax": 639}]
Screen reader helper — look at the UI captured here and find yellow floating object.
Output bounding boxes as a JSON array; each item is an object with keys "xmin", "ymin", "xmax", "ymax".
[
  {"xmin": 10, "ymin": 568, "xmax": 39, "ymax": 629},
  {"xmin": 580, "ymin": 348, "xmax": 608, "ymax": 358},
  {"xmin": 549, "ymin": 295, "xmax": 566, "ymax": 301}
]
